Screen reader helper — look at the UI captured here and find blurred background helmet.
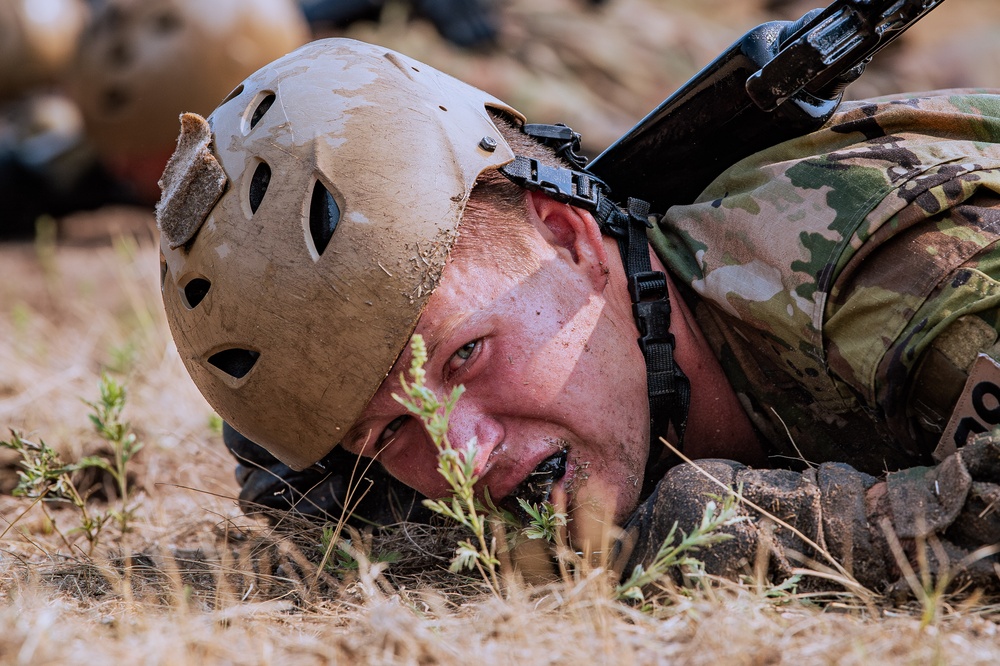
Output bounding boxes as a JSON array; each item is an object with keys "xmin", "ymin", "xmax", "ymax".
[
  {"xmin": 0, "ymin": 0, "xmax": 87, "ymax": 101},
  {"xmin": 68, "ymin": 0, "xmax": 309, "ymax": 200},
  {"xmin": 158, "ymin": 38, "xmax": 522, "ymax": 469}
]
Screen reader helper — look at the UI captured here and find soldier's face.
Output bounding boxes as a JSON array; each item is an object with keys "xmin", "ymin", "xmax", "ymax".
[{"xmin": 341, "ymin": 204, "xmax": 652, "ymax": 534}]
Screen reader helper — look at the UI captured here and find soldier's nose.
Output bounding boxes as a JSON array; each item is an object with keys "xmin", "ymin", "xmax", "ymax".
[{"xmin": 446, "ymin": 405, "xmax": 504, "ymax": 474}]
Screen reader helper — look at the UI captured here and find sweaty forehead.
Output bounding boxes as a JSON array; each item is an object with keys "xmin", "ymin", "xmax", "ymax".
[{"xmin": 416, "ymin": 248, "xmax": 531, "ymax": 333}]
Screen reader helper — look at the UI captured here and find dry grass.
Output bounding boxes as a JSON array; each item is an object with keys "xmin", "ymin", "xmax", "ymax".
[{"xmin": 4, "ymin": 1, "xmax": 1000, "ymax": 663}]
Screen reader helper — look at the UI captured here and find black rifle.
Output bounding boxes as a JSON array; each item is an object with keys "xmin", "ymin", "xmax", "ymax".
[{"xmin": 588, "ymin": 0, "xmax": 948, "ymax": 213}]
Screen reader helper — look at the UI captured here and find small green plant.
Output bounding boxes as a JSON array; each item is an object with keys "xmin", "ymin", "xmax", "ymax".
[
  {"xmin": 615, "ymin": 491, "xmax": 744, "ymax": 603},
  {"xmin": 394, "ymin": 334, "xmax": 504, "ymax": 592},
  {"xmin": 207, "ymin": 412, "xmax": 224, "ymax": 435},
  {"xmin": 82, "ymin": 374, "xmax": 143, "ymax": 532},
  {"xmin": 0, "ymin": 375, "xmax": 143, "ymax": 553},
  {"xmin": 0, "ymin": 430, "xmax": 110, "ymax": 554},
  {"xmin": 516, "ymin": 498, "xmax": 568, "ymax": 542},
  {"xmin": 318, "ymin": 525, "xmax": 401, "ymax": 575}
]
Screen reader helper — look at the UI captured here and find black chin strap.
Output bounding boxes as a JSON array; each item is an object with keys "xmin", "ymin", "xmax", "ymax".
[{"xmin": 498, "ymin": 149, "xmax": 691, "ymax": 497}]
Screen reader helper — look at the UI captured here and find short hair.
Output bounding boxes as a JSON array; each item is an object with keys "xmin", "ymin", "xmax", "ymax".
[{"xmin": 451, "ymin": 110, "xmax": 574, "ymax": 276}]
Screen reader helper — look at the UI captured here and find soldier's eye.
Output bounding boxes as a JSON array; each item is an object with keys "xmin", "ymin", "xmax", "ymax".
[
  {"xmin": 448, "ymin": 340, "xmax": 479, "ymax": 374},
  {"xmin": 456, "ymin": 341, "xmax": 476, "ymax": 360},
  {"xmin": 378, "ymin": 415, "xmax": 408, "ymax": 444}
]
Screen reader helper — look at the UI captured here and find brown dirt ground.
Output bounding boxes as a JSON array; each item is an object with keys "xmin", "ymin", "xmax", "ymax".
[{"xmin": 4, "ymin": 1, "xmax": 1000, "ymax": 664}]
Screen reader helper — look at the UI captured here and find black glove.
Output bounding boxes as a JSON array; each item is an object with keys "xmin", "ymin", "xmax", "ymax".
[{"xmin": 224, "ymin": 422, "xmax": 430, "ymax": 527}]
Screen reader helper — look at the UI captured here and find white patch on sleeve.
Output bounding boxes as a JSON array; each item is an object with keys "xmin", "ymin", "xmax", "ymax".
[{"xmin": 692, "ymin": 259, "xmax": 785, "ymax": 318}]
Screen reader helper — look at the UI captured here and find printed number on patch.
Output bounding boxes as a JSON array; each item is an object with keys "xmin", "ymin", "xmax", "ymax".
[{"xmin": 938, "ymin": 353, "xmax": 1000, "ymax": 460}]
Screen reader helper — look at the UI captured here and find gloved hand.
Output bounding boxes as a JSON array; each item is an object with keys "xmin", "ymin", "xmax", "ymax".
[
  {"xmin": 224, "ymin": 422, "xmax": 430, "ymax": 527},
  {"xmin": 618, "ymin": 432, "xmax": 1000, "ymax": 594}
]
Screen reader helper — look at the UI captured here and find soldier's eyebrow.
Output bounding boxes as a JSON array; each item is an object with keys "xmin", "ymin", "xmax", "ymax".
[{"xmin": 423, "ymin": 310, "xmax": 490, "ymax": 361}]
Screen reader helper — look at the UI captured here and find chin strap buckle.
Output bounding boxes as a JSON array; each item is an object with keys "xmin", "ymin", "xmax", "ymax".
[
  {"xmin": 629, "ymin": 271, "xmax": 675, "ymax": 354},
  {"xmin": 498, "ymin": 155, "xmax": 603, "ymax": 210}
]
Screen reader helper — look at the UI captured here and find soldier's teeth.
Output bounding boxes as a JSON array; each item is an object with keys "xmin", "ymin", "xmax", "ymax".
[{"xmin": 504, "ymin": 449, "xmax": 568, "ymax": 518}]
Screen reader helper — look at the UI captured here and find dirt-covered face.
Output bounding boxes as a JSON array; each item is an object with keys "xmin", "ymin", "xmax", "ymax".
[{"xmin": 341, "ymin": 193, "xmax": 652, "ymax": 535}]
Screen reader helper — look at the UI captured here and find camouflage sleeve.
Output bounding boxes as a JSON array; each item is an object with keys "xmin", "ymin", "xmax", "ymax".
[{"xmin": 650, "ymin": 90, "xmax": 1000, "ymax": 472}]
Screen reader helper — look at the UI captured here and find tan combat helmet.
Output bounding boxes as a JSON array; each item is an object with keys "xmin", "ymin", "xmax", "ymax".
[
  {"xmin": 0, "ymin": 0, "xmax": 87, "ymax": 100},
  {"xmin": 68, "ymin": 0, "xmax": 309, "ymax": 160},
  {"xmin": 158, "ymin": 39, "xmax": 522, "ymax": 470}
]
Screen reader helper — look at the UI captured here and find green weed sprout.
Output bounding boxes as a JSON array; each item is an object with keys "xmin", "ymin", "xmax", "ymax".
[
  {"xmin": 0, "ymin": 375, "xmax": 143, "ymax": 554},
  {"xmin": 615, "ymin": 491, "xmax": 744, "ymax": 603},
  {"xmin": 393, "ymin": 334, "xmax": 503, "ymax": 592},
  {"xmin": 0, "ymin": 430, "xmax": 110, "ymax": 554},
  {"xmin": 319, "ymin": 525, "xmax": 401, "ymax": 574},
  {"xmin": 516, "ymin": 498, "xmax": 567, "ymax": 542},
  {"xmin": 82, "ymin": 373, "xmax": 143, "ymax": 532}
]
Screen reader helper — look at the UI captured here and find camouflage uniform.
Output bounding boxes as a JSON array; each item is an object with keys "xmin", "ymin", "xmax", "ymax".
[
  {"xmin": 621, "ymin": 90, "xmax": 1000, "ymax": 592},
  {"xmin": 650, "ymin": 89, "xmax": 1000, "ymax": 474}
]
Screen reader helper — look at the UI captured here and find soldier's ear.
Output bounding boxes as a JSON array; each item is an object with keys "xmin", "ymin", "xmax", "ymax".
[{"xmin": 527, "ymin": 191, "xmax": 608, "ymax": 286}]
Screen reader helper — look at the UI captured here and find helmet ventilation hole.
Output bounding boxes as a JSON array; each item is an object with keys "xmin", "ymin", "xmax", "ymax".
[
  {"xmin": 208, "ymin": 348, "xmax": 260, "ymax": 380},
  {"xmin": 182, "ymin": 278, "xmax": 211, "ymax": 309},
  {"xmin": 250, "ymin": 93, "xmax": 276, "ymax": 130},
  {"xmin": 221, "ymin": 84, "xmax": 244, "ymax": 105},
  {"xmin": 309, "ymin": 181, "xmax": 340, "ymax": 257},
  {"xmin": 249, "ymin": 162, "xmax": 271, "ymax": 214}
]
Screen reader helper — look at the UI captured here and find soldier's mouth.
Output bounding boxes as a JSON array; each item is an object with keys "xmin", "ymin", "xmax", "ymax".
[{"xmin": 501, "ymin": 448, "xmax": 568, "ymax": 520}]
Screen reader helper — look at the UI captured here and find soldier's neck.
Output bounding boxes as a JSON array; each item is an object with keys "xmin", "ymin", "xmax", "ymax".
[{"xmin": 655, "ymin": 252, "xmax": 768, "ymax": 467}]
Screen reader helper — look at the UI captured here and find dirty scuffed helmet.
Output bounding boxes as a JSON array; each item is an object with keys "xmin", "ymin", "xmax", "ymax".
[
  {"xmin": 0, "ymin": 0, "xmax": 87, "ymax": 100},
  {"xmin": 68, "ymin": 0, "xmax": 308, "ymax": 161},
  {"xmin": 158, "ymin": 39, "xmax": 522, "ymax": 470}
]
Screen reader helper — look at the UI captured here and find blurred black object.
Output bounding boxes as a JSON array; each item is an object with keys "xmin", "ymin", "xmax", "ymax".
[
  {"xmin": 298, "ymin": 0, "xmax": 383, "ymax": 25},
  {"xmin": 0, "ymin": 154, "xmax": 136, "ymax": 239},
  {"xmin": 300, "ymin": 0, "xmax": 498, "ymax": 49},
  {"xmin": 224, "ymin": 421, "xmax": 431, "ymax": 527},
  {"xmin": 0, "ymin": 94, "xmax": 138, "ymax": 240}
]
